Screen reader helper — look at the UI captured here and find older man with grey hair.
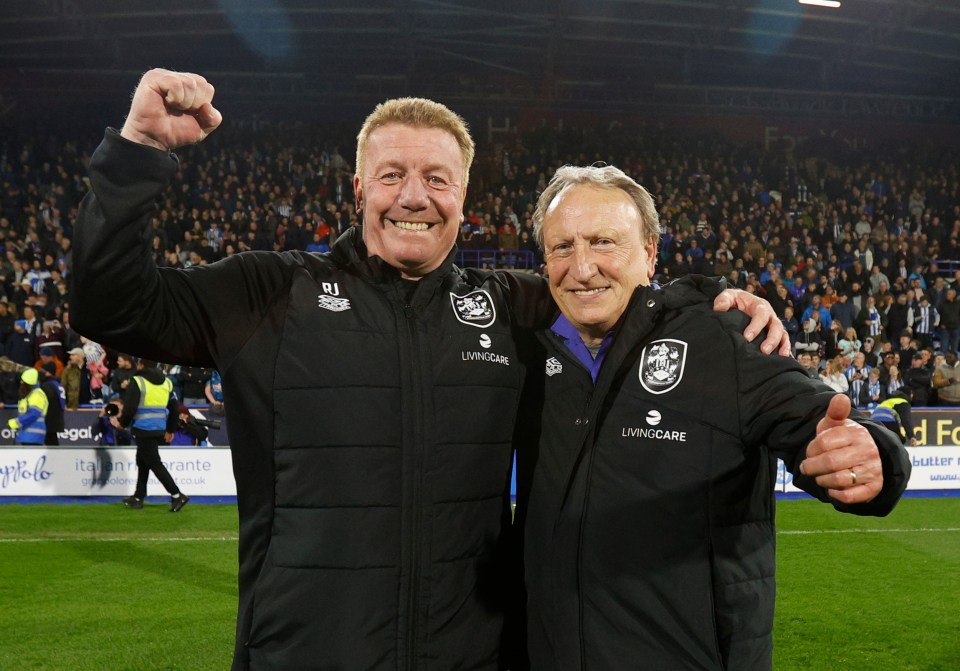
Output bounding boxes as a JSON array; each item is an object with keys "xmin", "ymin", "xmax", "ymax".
[{"xmin": 514, "ymin": 164, "xmax": 911, "ymax": 671}]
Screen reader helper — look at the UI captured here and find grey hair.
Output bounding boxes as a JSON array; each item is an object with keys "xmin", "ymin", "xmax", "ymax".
[{"xmin": 532, "ymin": 164, "xmax": 661, "ymax": 250}]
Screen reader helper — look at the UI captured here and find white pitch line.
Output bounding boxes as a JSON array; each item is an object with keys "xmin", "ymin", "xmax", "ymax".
[
  {"xmin": 2, "ymin": 529, "xmax": 960, "ymax": 543},
  {"xmin": 778, "ymin": 528, "xmax": 960, "ymax": 535},
  {"xmin": 0, "ymin": 536, "xmax": 239, "ymax": 543}
]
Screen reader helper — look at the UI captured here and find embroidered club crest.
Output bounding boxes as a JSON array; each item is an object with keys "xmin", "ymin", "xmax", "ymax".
[
  {"xmin": 639, "ymin": 339, "xmax": 687, "ymax": 394},
  {"xmin": 545, "ymin": 357, "xmax": 563, "ymax": 377},
  {"xmin": 317, "ymin": 295, "xmax": 351, "ymax": 312},
  {"xmin": 450, "ymin": 290, "xmax": 496, "ymax": 328}
]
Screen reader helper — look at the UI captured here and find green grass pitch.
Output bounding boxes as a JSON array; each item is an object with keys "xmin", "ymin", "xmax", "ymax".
[{"xmin": 0, "ymin": 498, "xmax": 957, "ymax": 670}]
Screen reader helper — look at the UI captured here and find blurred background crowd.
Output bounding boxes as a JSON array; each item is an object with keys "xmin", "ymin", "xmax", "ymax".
[{"xmin": 1, "ymin": 117, "xmax": 958, "ymax": 409}]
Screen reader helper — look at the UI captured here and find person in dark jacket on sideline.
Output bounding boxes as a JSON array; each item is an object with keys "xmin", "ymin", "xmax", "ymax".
[
  {"xmin": 39, "ymin": 361, "xmax": 65, "ymax": 445},
  {"xmin": 514, "ymin": 165, "xmax": 912, "ymax": 671},
  {"xmin": 70, "ymin": 69, "xmax": 787, "ymax": 671}
]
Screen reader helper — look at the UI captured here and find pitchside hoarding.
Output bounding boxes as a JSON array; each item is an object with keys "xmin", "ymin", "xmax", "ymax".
[{"xmin": 1, "ymin": 410, "xmax": 958, "ymax": 497}]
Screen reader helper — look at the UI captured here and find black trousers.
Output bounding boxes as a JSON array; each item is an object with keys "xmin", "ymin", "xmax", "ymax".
[{"xmin": 133, "ymin": 433, "xmax": 180, "ymax": 499}]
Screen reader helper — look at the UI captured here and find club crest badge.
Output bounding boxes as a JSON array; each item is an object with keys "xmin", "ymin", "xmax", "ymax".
[
  {"xmin": 639, "ymin": 339, "xmax": 687, "ymax": 394},
  {"xmin": 450, "ymin": 289, "xmax": 496, "ymax": 328}
]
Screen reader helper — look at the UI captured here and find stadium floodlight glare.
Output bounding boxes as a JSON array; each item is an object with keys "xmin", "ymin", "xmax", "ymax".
[{"xmin": 799, "ymin": 0, "xmax": 842, "ymax": 7}]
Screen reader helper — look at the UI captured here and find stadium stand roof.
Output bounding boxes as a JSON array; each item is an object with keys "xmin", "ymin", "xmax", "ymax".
[{"xmin": 2, "ymin": 0, "xmax": 959, "ymax": 122}]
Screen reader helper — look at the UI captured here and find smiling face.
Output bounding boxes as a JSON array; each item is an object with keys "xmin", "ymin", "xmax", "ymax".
[
  {"xmin": 543, "ymin": 184, "xmax": 657, "ymax": 346},
  {"xmin": 354, "ymin": 123, "xmax": 466, "ymax": 279}
]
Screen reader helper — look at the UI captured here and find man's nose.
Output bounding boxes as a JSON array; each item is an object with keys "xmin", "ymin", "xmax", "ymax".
[
  {"xmin": 399, "ymin": 175, "xmax": 429, "ymax": 210},
  {"xmin": 570, "ymin": 245, "xmax": 597, "ymax": 281}
]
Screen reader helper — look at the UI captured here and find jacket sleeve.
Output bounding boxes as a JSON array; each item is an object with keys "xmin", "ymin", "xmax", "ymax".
[
  {"xmin": 118, "ymin": 379, "xmax": 141, "ymax": 429},
  {"xmin": 71, "ymin": 129, "xmax": 297, "ymax": 370},
  {"xmin": 166, "ymin": 395, "xmax": 181, "ymax": 433},
  {"xmin": 727, "ymin": 313, "xmax": 911, "ymax": 517}
]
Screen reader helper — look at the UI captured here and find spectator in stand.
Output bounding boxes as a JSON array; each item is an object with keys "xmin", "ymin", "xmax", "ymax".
[
  {"xmin": 36, "ymin": 319, "xmax": 66, "ymax": 363},
  {"xmin": 62, "ymin": 347, "xmax": 86, "ymax": 409},
  {"xmin": 877, "ymin": 351, "xmax": 899, "ymax": 384},
  {"xmin": 938, "ymin": 288, "xmax": 960, "ymax": 355},
  {"xmin": 795, "ymin": 351, "xmax": 819, "ymax": 378},
  {"xmin": 838, "ymin": 326, "xmax": 862, "ymax": 359},
  {"xmin": 781, "ymin": 305, "xmax": 800, "ymax": 346},
  {"xmin": 801, "ymin": 294, "xmax": 832, "ymax": 330},
  {"xmin": 897, "ymin": 332, "xmax": 918, "ymax": 362},
  {"xmin": 856, "ymin": 294, "xmax": 884, "ymax": 342},
  {"xmin": 857, "ymin": 368, "xmax": 885, "ymax": 410},
  {"xmin": 0, "ymin": 299, "xmax": 14, "ymax": 346},
  {"xmin": 902, "ymin": 352, "xmax": 933, "ymax": 406},
  {"xmin": 34, "ymin": 346, "xmax": 64, "ymax": 380},
  {"xmin": 204, "ymin": 369, "xmax": 224, "ymax": 413},
  {"xmin": 819, "ymin": 357, "xmax": 849, "ymax": 394},
  {"xmin": 498, "ymin": 219, "xmax": 519, "ymax": 268},
  {"xmin": 794, "ymin": 314, "xmax": 823, "ymax": 358},
  {"xmin": 5, "ymin": 320, "xmax": 35, "ymax": 367},
  {"xmin": 304, "ymin": 232, "xmax": 330, "ymax": 254},
  {"xmin": 81, "ymin": 336, "xmax": 109, "ymax": 404},
  {"xmin": 21, "ymin": 304, "xmax": 43, "ymax": 342},
  {"xmin": 845, "ymin": 351, "xmax": 872, "ymax": 405},
  {"xmin": 861, "ymin": 337, "xmax": 880, "ymax": 368},
  {"xmin": 886, "ymin": 364, "xmax": 905, "ymax": 398},
  {"xmin": 822, "ymin": 319, "xmax": 844, "ymax": 361},
  {"xmin": 177, "ymin": 366, "xmax": 210, "ymax": 406},
  {"xmin": 932, "ymin": 351, "xmax": 960, "ymax": 407},
  {"xmin": 911, "ymin": 294, "xmax": 939, "ymax": 350},
  {"xmin": 108, "ymin": 353, "xmax": 138, "ymax": 399},
  {"xmin": 886, "ymin": 294, "xmax": 912, "ymax": 346},
  {"xmin": 830, "ymin": 292, "xmax": 857, "ymax": 331}
]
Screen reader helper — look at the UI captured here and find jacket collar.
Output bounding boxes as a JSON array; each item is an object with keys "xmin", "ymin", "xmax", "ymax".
[{"xmin": 330, "ymin": 225, "xmax": 459, "ymax": 306}]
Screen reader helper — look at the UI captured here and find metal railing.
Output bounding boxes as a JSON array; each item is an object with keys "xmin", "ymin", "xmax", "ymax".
[{"xmin": 456, "ymin": 249, "xmax": 538, "ymax": 271}]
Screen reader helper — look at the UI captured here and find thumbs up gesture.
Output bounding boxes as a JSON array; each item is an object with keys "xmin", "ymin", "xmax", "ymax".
[{"xmin": 798, "ymin": 394, "xmax": 883, "ymax": 504}]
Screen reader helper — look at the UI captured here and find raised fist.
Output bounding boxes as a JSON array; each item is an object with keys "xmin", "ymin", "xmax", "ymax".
[{"xmin": 120, "ymin": 68, "xmax": 222, "ymax": 152}]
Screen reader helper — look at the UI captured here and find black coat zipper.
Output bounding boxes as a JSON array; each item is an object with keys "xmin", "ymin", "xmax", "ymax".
[{"xmin": 401, "ymin": 299, "xmax": 423, "ymax": 669}]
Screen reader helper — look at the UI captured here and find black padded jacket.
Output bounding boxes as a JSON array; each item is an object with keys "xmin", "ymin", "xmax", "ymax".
[{"xmin": 72, "ymin": 129, "xmax": 553, "ymax": 670}]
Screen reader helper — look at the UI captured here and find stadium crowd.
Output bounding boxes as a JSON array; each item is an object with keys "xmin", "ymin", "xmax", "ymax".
[{"xmin": 1, "ymin": 118, "xmax": 958, "ymax": 412}]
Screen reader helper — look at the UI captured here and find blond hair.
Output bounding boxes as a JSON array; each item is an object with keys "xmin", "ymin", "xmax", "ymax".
[
  {"xmin": 532, "ymin": 164, "xmax": 660, "ymax": 249},
  {"xmin": 355, "ymin": 97, "xmax": 475, "ymax": 187}
]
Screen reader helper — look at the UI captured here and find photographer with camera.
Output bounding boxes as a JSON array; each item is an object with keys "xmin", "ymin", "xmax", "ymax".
[
  {"xmin": 169, "ymin": 403, "xmax": 220, "ymax": 446},
  {"xmin": 111, "ymin": 358, "xmax": 189, "ymax": 511}
]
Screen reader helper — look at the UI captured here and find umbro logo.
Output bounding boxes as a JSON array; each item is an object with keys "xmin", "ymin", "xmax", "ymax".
[
  {"xmin": 318, "ymin": 295, "xmax": 350, "ymax": 312},
  {"xmin": 545, "ymin": 357, "xmax": 563, "ymax": 377},
  {"xmin": 318, "ymin": 281, "xmax": 351, "ymax": 312}
]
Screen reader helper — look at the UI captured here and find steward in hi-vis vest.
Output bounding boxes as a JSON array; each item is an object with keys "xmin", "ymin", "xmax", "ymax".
[
  {"xmin": 8, "ymin": 368, "xmax": 48, "ymax": 445},
  {"xmin": 870, "ymin": 390, "xmax": 917, "ymax": 446},
  {"xmin": 115, "ymin": 360, "xmax": 189, "ymax": 512}
]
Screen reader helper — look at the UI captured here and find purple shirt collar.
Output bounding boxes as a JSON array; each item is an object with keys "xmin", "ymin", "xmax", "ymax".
[
  {"xmin": 550, "ymin": 313, "xmax": 617, "ymax": 383},
  {"xmin": 549, "ymin": 283, "xmax": 661, "ymax": 383}
]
